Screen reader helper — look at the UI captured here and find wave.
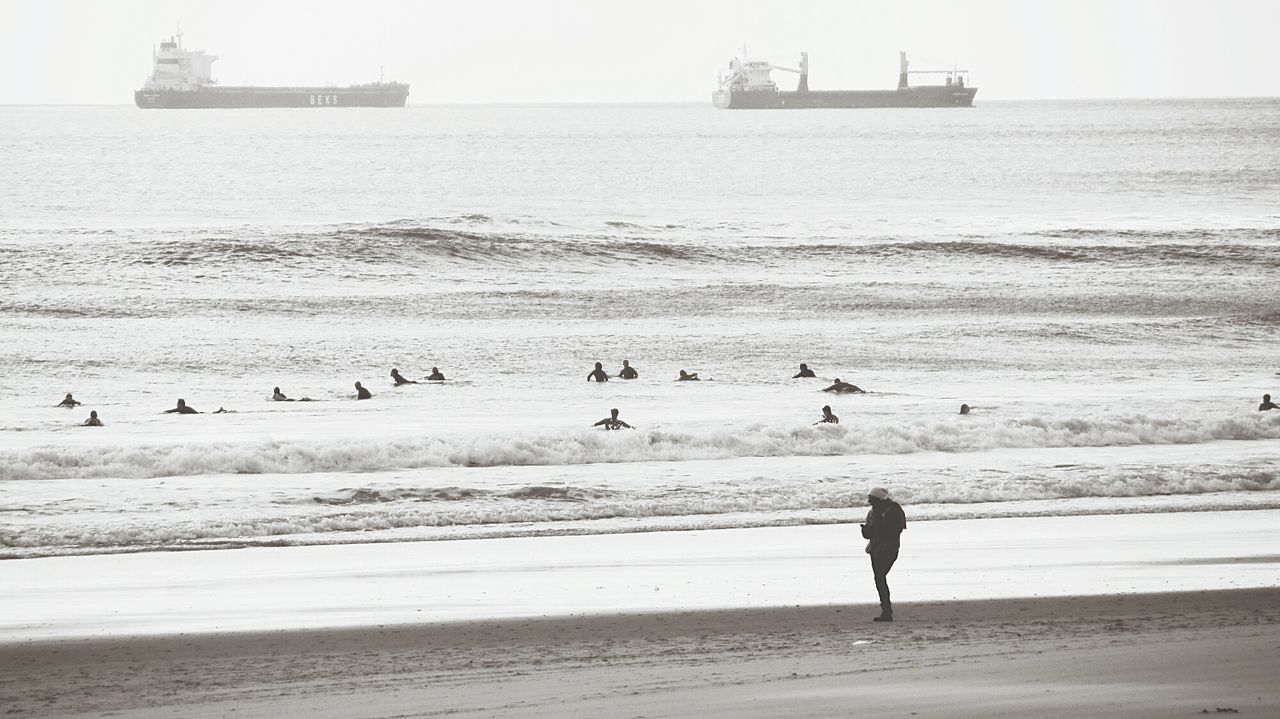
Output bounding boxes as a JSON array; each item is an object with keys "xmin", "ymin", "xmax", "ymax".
[
  {"xmin": 4, "ymin": 462, "xmax": 1277, "ymax": 557},
  {"xmin": 4, "ymin": 412, "xmax": 1279, "ymax": 481}
]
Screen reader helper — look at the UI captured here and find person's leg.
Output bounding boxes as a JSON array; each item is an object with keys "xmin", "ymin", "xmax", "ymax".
[{"xmin": 871, "ymin": 549, "xmax": 899, "ymax": 620}]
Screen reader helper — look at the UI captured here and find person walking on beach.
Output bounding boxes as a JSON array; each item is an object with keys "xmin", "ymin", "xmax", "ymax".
[
  {"xmin": 793, "ymin": 363, "xmax": 816, "ymax": 379},
  {"xmin": 618, "ymin": 360, "xmax": 639, "ymax": 379},
  {"xmin": 163, "ymin": 398, "xmax": 200, "ymax": 414},
  {"xmin": 82, "ymin": 410, "xmax": 102, "ymax": 427},
  {"xmin": 57, "ymin": 393, "xmax": 81, "ymax": 408},
  {"xmin": 815, "ymin": 405, "xmax": 839, "ymax": 424},
  {"xmin": 861, "ymin": 487, "xmax": 906, "ymax": 622},
  {"xmin": 355, "ymin": 382, "xmax": 373, "ymax": 400},
  {"xmin": 593, "ymin": 408, "xmax": 633, "ymax": 430},
  {"xmin": 587, "ymin": 362, "xmax": 610, "ymax": 383},
  {"xmin": 391, "ymin": 368, "xmax": 418, "ymax": 386},
  {"xmin": 427, "ymin": 367, "xmax": 446, "ymax": 381},
  {"xmin": 1260, "ymin": 394, "xmax": 1279, "ymax": 411}
]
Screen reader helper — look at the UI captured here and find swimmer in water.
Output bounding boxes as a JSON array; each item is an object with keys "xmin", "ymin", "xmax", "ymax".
[
  {"xmin": 587, "ymin": 362, "xmax": 610, "ymax": 383},
  {"xmin": 355, "ymin": 382, "xmax": 372, "ymax": 400},
  {"xmin": 822, "ymin": 378, "xmax": 865, "ymax": 394},
  {"xmin": 593, "ymin": 408, "xmax": 633, "ymax": 430},
  {"xmin": 618, "ymin": 360, "xmax": 639, "ymax": 380},
  {"xmin": 959, "ymin": 403, "xmax": 971, "ymax": 415},
  {"xmin": 676, "ymin": 370, "xmax": 700, "ymax": 381},
  {"xmin": 163, "ymin": 398, "xmax": 200, "ymax": 414},
  {"xmin": 427, "ymin": 367, "xmax": 445, "ymax": 381},
  {"xmin": 57, "ymin": 393, "xmax": 81, "ymax": 408},
  {"xmin": 272, "ymin": 387, "xmax": 293, "ymax": 401},
  {"xmin": 391, "ymin": 368, "xmax": 418, "ymax": 386},
  {"xmin": 82, "ymin": 410, "xmax": 102, "ymax": 427},
  {"xmin": 1261, "ymin": 394, "xmax": 1279, "ymax": 411},
  {"xmin": 815, "ymin": 405, "xmax": 839, "ymax": 424},
  {"xmin": 793, "ymin": 363, "xmax": 817, "ymax": 379}
]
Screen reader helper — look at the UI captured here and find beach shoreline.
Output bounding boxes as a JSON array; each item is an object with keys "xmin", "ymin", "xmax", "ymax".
[{"xmin": 4, "ymin": 588, "xmax": 1277, "ymax": 718}]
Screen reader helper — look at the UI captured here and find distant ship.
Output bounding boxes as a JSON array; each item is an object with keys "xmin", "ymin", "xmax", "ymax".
[
  {"xmin": 134, "ymin": 31, "xmax": 409, "ymax": 109},
  {"xmin": 713, "ymin": 51, "xmax": 976, "ymax": 109}
]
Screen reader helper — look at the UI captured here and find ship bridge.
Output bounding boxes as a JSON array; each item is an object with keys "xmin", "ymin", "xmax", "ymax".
[{"xmin": 143, "ymin": 30, "xmax": 218, "ymax": 91}]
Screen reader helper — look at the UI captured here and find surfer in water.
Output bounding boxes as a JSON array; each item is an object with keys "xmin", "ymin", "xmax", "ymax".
[
  {"xmin": 355, "ymin": 382, "xmax": 372, "ymax": 400},
  {"xmin": 815, "ymin": 405, "xmax": 839, "ymax": 424},
  {"xmin": 676, "ymin": 370, "xmax": 700, "ymax": 381},
  {"xmin": 273, "ymin": 387, "xmax": 315, "ymax": 402},
  {"xmin": 593, "ymin": 408, "xmax": 633, "ymax": 430},
  {"xmin": 618, "ymin": 360, "xmax": 639, "ymax": 380},
  {"xmin": 587, "ymin": 362, "xmax": 609, "ymax": 383},
  {"xmin": 793, "ymin": 363, "xmax": 816, "ymax": 379},
  {"xmin": 391, "ymin": 368, "xmax": 418, "ymax": 386},
  {"xmin": 163, "ymin": 398, "xmax": 200, "ymax": 414},
  {"xmin": 823, "ymin": 378, "xmax": 866, "ymax": 394},
  {"xmin": 959, "ymin": 403, "xmax": 971, "ymax": 415},
  {"xmin": 82, "ymin": 410, "xmax": 103, "ymax": 427},
  {"xmin": 427, "ymin": 367, "xmax": 446, "ymax": 381},
  {"xmin": 1261, "ymin": 394, "xmax": 1279, "ymax": 411},
  {"xmin": 57, "ymin": 393, "xmax": 81, "ymax": 408}
]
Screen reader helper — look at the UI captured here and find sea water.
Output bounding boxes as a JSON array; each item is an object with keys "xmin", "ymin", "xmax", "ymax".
[{"xmin": 1, "ymin": 100, "xmax": 1278, "ymax": 558}]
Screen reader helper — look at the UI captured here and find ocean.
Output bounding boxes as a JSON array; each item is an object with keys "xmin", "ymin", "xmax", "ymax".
[{"xmin": 1, "ymin": 99, "xmax": 1278, "ymax": 559}]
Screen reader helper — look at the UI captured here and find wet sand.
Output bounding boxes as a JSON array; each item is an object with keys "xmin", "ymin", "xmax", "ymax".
[{"xmin": 3, "ymin": 587, "xmax": 1277, "ymax": 718}]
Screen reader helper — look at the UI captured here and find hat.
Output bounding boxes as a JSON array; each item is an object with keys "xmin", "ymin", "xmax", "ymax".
[{"xmin": 867, "ymin": 487, "xmax": 889, "ymax": 501}]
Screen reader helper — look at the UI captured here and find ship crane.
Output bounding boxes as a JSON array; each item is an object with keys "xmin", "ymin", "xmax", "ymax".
[{"xmin": 768, "ymin": 52, "xmax": 810, "ymax": 92}]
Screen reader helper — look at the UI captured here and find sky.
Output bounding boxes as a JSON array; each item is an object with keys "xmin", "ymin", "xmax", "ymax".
[{"xmin": 2, "ymin": 0, "xmax": 1278, "ymax": 103}]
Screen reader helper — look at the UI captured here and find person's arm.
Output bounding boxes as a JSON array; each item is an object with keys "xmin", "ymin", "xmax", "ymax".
[
  {"xmin": 620, "ymin": 420, "xmax": 633, "ymax": 429},
  {"xmin": 592, "ymin": 419, "xmax": 607, "ymax": 427}
]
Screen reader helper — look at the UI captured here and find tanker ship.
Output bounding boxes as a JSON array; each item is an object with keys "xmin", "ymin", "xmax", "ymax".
[
  {"xmin": 134, "ymin": 31, "xmax": 409, "ymax": 109},
  {"xmin": 713, "ymin": 51, "xmax": 976, "ymax": 109}
]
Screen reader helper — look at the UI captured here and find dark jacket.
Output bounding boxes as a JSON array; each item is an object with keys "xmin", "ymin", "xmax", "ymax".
[{"xmin": 861, "ymin": 500, "xmax": 906, "ymax": 554}]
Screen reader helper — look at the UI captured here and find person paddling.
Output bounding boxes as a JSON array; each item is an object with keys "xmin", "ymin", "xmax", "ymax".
[{"xmin": 593, "ymin": 408, "xmax": 633, "ymax": 430}]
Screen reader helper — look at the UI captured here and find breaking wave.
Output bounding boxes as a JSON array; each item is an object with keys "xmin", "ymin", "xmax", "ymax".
[{"xmin": 5, "ymin": 411, "xmax": 1279, "ymax": 481}]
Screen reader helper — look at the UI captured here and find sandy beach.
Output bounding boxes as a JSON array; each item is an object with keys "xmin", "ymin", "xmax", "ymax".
[
  {"xmin": 3, "ymin": 588, "xmax": 1277, "ymax": 718},
  {"xmin": 3, "ymin": 510, "xmax": 1279, "ymax": 717}
]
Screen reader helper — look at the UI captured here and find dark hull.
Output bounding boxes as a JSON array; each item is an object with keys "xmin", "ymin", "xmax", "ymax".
[
  {"xmin": 714, "ymin": 86, "xmax": 976, "ymax": 109},
  {"xmin": 135, "ymin": 84, "xmax": 409, "ymax": 109}
]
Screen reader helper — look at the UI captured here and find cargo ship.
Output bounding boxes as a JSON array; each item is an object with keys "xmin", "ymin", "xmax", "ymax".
[
  {"xmin": 134, "ymin": 31, "xmax": 409, "ymax": 109},
  {"xmin": 713, "ymin": 51, "xmax": 976, "ymax": 109}
]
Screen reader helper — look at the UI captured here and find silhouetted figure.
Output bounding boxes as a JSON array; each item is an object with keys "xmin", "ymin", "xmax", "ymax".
[
  {"xmin": 618, "ymin": 360, "xmax": 639, "ymax": 380},
  {"xmin": 82, "ymin": 410, "xmax": 102, "ymax": 427},
  {"xmin": 860, "ymin": 487, "xmax": 906, "ymax": 622},
  {"xmin": 822, "ymin": 378, "xmax": 865, "ymax": 394},
  {"xmin": 427, "ymin": 367, "xmax": 446, "ymax": 381},
  {"xmin": 273, "ymin": 387, "xmax": 293, "ymax": 401},
  {"xmin": 163, "ymin": 398, "xmax": 200, "ymax": 414},
  {"xmin": 676, "ymin": 370, "xmax": 700, "ymax": 381},
  {"xmin": 587, "ymin": 362, "xmax": 609, "ymax": 383},
  {"xmin": 793, "ymin": 363, "xmax": 816, "ymax": 379},
  {"xmin": 391, "ymin": 368, "xmax": 418, "ymax": 386},
  {"xmin": 213, "ymin": 407, "xmax": 233, "ymax": 414},
  {"xmin": 57, "ymin": 393, "xmax": 81, "ymax": 408},
  {"xmin": 355, "ymin": 382, "xmax": 372, "ymax": 400},
  {"xmin": 593, "ymin": 408, "xmax": 633, "ymax": 430},
  {"xmin": 959, "ymin": 403, "xmax": 971, "ymax": 415},
  {"xmin": 1261, "ymin": 394, "xmax": 1279, "ymax": 411},
  {"xmin": 815, "ymin": 405, "xmax": 839, "ymax": 424}
]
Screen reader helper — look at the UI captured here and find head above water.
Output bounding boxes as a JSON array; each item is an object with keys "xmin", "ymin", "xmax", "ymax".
[
  {"xmin": 595, "ymin": 362, "xmax": 603, "ymax": 370},
  {"xmin": 867, "ymin": 487, "xmax": 889, "ymax": 503},
  {"xmin": 960, "ymin": 403, "xmax": 971, "ymax": 414},
  {"xmin": 176, "ymin": 399, "xmax": 186, "ymax": 407},
  {"xmin": 1266, "ymin": 394, "xmax": 1273, "ymax": 402},
  {"xmin": 822, "ymin": 405, "xmax": 831, "ymax": 413},
  {"xmin": 391, "ymin": 368, "xmax": 400, "ymax": 375},
  {"xmin": 610, "ymin": 408, "xmax": 619, "ymax": 418},
  {"xmin": 355, "ymin": 382, "xmax": 363, "ymax": 389},
  {"xmin": 799, "ymin": 363, "xmax": 808, "ymax": 370},
  {"xmin": 64, "ymin": 393, "xmax": 74, "ymax": 400},
  {"xmin": 622, "ymin": 360, "xmax": 630, "ymax": 366},
  {"xmin": 89, "ymin": 410, "xmax": 98, "ymax": 418}
]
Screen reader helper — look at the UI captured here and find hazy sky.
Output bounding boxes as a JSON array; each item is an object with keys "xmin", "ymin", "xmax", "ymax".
[{"xmin": 2, "ymin": 0, "xmax": 1277, "ymax": 103}]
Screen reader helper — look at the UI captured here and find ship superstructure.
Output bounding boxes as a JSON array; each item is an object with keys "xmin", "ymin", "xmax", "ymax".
[
  {"xmin": 713, "ymin": 50, "xmax": 976, "ymax": 109},
  {"xmin": 134, "ymin": 30, "xmax": 409, "ymax": 109}
]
